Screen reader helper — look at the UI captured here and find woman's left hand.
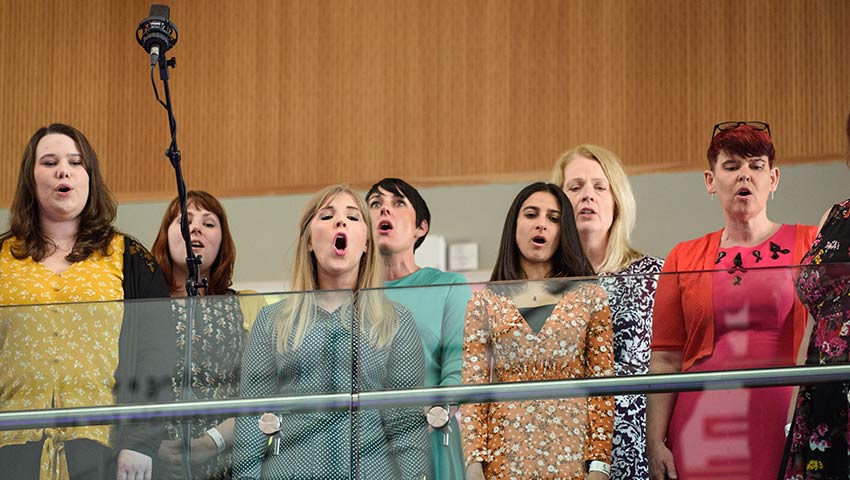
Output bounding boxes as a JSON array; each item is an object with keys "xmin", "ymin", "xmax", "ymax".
[{"xmin": 158, "ymin": 435, "xmax": 219, "ymax": 467}]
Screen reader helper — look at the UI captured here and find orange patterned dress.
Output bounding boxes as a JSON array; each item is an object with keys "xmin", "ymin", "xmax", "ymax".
[{"xmin": 461, "ymin": 283, "xmax": 614, "ymax": 479}]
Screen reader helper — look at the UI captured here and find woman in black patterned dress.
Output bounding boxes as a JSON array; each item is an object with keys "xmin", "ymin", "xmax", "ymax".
[
  {"xmin": 552, "ymin": 145, "xmax": 664, "ymax": 480},
  {"xmin": 151, "ymin": 190, "xmax": 262, "ymax": 480},
  {"xmin": 778, "ymin": 113, "xmax": 850, "ymax": 480}
]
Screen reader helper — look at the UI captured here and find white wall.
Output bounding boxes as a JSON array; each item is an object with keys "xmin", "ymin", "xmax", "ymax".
[{"xmin": 2, "ymin": 160, "xmax": 846, "ymax": 291}]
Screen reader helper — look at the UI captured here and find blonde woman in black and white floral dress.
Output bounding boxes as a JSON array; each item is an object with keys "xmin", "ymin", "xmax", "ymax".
[{"xmin": 552, "ymin": 145, "xmax": 664, "ymax": 480}]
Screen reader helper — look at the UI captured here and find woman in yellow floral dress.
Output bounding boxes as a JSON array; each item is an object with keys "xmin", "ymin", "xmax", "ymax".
[
  {"xmin": 0, "ymin": 124, "xmax": 172, "ymax": 480},
  {"xmin": 462, "ymin": 182, "xmax": 614, "ymax": 480}
]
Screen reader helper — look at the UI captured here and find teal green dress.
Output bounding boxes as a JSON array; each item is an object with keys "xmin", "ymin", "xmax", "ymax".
[{"xmin": 384, "ymin": 267, "xmax": 471, "ymax": 480}]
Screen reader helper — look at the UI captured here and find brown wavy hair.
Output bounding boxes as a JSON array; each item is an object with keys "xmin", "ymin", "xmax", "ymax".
[
  {"xmin": 0, "ymin": 124, "xmax": 117, "ymax": 262},
  {"xmin": 151, "ymin": 191, "xmax": 237, "ymax": 295}
]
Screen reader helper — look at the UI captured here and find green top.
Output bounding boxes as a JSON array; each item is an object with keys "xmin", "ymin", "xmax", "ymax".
[
  {"xmin": 384, "ymin": 267, "xmax": 472, "ymax": 480},
  {"xmin": 384, "ymin": 267, "xmax": 471, "ymax": 388}
]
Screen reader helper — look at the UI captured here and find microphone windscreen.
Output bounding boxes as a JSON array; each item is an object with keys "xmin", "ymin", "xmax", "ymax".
[{"xmin": 149, "ymin": 4, "xmax": 170, "ymax": 20}]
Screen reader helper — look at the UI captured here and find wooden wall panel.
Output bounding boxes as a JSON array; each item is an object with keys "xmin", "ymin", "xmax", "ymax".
[{"xmin": 0, "ymin": 0, "xmax": 848, "ymax": 207}]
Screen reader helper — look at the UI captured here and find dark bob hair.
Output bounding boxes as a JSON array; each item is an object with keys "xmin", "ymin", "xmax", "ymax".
[{"xmin": 366, "ymin": 177, "xmax": 431, "ymax": 251}]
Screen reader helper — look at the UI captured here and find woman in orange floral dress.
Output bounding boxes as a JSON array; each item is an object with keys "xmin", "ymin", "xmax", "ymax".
[{"xmin": 462, "ymin": 182, "xmax": 614, "ymax": 480}]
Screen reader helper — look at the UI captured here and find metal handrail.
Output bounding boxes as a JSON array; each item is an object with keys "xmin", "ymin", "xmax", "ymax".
[{"xmin": 0, "ymin": 363, "xmax": 848, "ymax": 431}]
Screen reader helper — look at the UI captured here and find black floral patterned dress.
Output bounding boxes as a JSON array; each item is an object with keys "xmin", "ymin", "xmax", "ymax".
[
  {"xmin": 780, "ymin": 199, "xmax": 850, "ymax": 480},
  {"xmin": 167, "ymin": 293, "xmax": 247, "ymax": 480},
  {"xmin": 599, "ymin": 255, "xmax": 664, "ymax": 480}
]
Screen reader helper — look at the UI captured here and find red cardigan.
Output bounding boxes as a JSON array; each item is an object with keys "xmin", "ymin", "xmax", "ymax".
[{"xmin": 651, "ymin": 224, "xmax": 818, "ymax": 371}]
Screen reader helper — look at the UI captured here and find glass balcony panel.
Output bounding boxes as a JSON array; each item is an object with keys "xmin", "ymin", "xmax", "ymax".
[{"xmin": 0, "ymin": 264, "xmax": 847, "ymax": 479}]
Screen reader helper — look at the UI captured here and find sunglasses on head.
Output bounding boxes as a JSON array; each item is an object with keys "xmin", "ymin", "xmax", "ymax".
[{"xmin": 711, "ymin": 121, "xmax": 771, "ymax": 142}]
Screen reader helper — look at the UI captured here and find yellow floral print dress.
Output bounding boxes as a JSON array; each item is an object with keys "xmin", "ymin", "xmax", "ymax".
[
  {"xmin": 0, "ymin": 235, "xmax": 125, "ymax": 480},
  {"xmin": 461, "ymin": 283, "xmax": 614, "ymax": 479}
]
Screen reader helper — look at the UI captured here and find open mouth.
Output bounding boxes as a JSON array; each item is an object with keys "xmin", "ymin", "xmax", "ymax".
[
  {"xmin": 191, "ymin": 240, "xmax": 204, "ymax": 249},
  {"xmin": 736, "ymin": 188, "xmax": 752, "ymax": 197},
  {"xmin": 333, "ymin": 233, "xmax": 348, "ymax": 255},
  {"xmin": 578, "ymin": 207, "xmax": 595, "ymax": 215},
  {"xmin": 378, "ymin": 220, "xmax": 393, "ymax": 232},
  {"xmin": 55, "ymin": 184, "xmax": 72, "ymax": 193},
  {"xmin": 532, "ymin": 235, "xmax": 546, "ymax": 245}
]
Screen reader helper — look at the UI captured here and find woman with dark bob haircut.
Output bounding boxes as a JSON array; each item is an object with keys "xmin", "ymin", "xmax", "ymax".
[
  {"xmin": 0, "ymin": 124, "xmax": 173, "ymax": 479},
  {"xmin": 462, "ymin": 182, "xmax": 614, "ymax": 480}
]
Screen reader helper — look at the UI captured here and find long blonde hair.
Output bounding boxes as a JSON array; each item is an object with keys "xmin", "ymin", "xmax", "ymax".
[
  {"xmin": 275, "ymin": 185, "xmax": 397, "ymax": 352},
  {"xmin": 550, "ymin": 144, "xmax": 643, "ymax": 274}
]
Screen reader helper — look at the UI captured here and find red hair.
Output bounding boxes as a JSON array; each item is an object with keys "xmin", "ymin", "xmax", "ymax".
[
  {"xmin": 151, "ymin": 191, "xmax": 236, "ymax": 296},
  {"xmin": 707, "ymin": 125, "xmax": 775, "ymax": 170}
]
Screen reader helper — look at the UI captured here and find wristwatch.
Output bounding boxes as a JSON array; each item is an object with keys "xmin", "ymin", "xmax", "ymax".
[
  {"xmin": 426, "ymin": 405, "xmax": 450, "ymax": 429},
  {"xmin": 587, "ymin": 460, "xmax": 611, "ymax": 476}
]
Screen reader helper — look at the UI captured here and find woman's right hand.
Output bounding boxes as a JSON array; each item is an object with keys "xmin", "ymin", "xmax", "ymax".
[
  {"xmin": 648, "ymin": 441, "xmax": 678, "ymax": 480},
  {"xmin": 466, "ymin": 462, "xmax": 485, "ymax": 480}
]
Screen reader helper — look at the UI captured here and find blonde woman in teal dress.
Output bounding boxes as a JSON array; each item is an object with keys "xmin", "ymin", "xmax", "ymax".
[{"xmin": 366, "ymin": 178, "xmax": 472, "ymax": 480}]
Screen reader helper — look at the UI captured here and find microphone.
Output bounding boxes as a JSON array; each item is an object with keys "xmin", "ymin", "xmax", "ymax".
[{"xmin": 136, "ymin": 4, "xmax": 178, "ymax": 66}]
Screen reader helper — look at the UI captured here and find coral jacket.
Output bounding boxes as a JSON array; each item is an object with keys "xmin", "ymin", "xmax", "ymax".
[{"xmin": 651, "ymin": 224, "xmax": 818, "ymax": 371}]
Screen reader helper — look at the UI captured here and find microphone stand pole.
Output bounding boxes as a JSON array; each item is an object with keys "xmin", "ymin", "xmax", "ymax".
[{"xmin": 157, "ymin": 52, "xmax": 207, "ymax": 480}]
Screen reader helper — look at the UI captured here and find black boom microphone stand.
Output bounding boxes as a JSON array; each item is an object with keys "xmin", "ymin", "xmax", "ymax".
[{"xmin": 137, "ymin": 5, "xmax": 206, "ymax": 479}]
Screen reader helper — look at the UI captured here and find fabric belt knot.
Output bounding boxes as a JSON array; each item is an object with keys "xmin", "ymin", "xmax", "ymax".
[{"xmin": 39, "ymin": 429, "xmax": 69, "ymax": 480}]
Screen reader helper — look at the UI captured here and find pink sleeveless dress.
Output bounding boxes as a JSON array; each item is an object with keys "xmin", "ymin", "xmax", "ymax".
[{"xmin": 667, "ymin": 224, "xmax": 797, "ymax": 480}]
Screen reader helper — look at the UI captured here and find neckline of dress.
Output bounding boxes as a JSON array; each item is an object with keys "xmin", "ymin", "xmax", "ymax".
[{"xmin": 719, "ymin": 224, "xmax": 789, "ymax": 252}]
